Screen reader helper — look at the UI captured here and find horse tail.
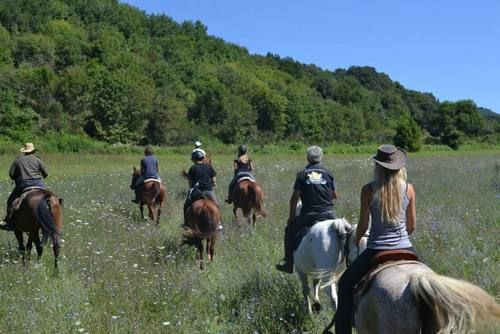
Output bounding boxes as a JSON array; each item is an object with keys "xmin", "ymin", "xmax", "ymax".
[
  {"xmin": 183, "ymin": 201, "xmax": 218, "ymax": 243},
  {"xmin": 411, "ymin": 272, "xmax": 500, "ymax": 333},
  {"xmin": 249, "ymin": 183, "xmax": 266, "ymax": 217},
  {"xmin": 36, "ymin": 194, "xmax": 62, "ymax": 246},
  {"xmin": 151, "ymin": 182, "xmax": 161, "ymax": 202}
]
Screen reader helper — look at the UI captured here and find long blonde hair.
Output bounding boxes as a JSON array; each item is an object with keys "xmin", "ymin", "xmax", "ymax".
[{"xmin": 372, "ymin": 164, "xmax": 407, "ymax": 223}]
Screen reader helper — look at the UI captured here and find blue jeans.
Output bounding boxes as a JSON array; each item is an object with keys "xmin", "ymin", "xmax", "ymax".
[{"xmin": 334, "ymin": 246, "xmax": 420, "ymax": 334}]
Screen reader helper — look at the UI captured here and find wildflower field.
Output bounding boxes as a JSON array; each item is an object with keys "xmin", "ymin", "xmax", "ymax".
[{"xmin": 0, "ymin": 152, "xmax": 498, "ymax": 333}]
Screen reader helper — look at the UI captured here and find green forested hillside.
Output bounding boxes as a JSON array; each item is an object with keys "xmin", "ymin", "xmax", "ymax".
[{"xmin": 0, "ymin": 0, "xmax": 498, "ymax": 150}]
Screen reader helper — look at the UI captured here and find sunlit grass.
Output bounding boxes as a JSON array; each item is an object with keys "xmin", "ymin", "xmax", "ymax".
[{"xmin": 0, "ymin": 152, "xmax": 498, "ymax": 332}]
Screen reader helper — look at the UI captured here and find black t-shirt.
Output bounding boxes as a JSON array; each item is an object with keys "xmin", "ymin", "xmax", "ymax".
[
  {"xmin": 294, "ymin": 163, "xmax": 336, "ymax": 214},
  {"xmin": 188, "ymin": 163, "xmax": 217, "ymax": 191}
]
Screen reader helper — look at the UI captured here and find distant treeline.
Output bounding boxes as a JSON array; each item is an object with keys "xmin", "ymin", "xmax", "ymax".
[{"xmin": 0, "ymin": 0, "xmax": 499, "ymax": 151}]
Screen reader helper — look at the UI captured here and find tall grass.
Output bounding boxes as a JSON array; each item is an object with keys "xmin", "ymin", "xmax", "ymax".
[{"xmin": 0, "ymin": 152, "xmax": 498, "ymax": 332}]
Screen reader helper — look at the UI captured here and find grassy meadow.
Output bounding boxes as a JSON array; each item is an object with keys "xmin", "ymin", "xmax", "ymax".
[{"xmin": 0, "ymin": 151, "xmax": 498, "ymax": 333}]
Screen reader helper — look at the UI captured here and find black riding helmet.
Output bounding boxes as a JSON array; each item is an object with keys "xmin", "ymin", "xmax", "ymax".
[
  {"xmin": 192, "ymin": 150, "xmax": 205, "ymax": 161},
  {"xmin": 238, "ymin": 144, "xmax": 247, "ymax": 155}
]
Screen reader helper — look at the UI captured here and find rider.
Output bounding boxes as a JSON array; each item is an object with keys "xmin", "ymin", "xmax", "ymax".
[
  {"xmin": 334, "ymin": 144, "xmax": 418, "ymax": 334},
  {"xmin": 275, "ymin": 145, "xmax": 338, "ymax": 273},
  {"xmin": 225, "ymin": 144, "xmax": 255, "ymax": 204},
  {"xmin": 183, "ymin": 150, "xmax": 221, "ymax": 228},
  {"xmin": 0, "ymin": 143, "xmax": 48, "ymax": 231},
  {"xmin": 192, "ymin": 140, "xmax": 206, "ymax": 156},
  {"xmin": 132, "ymin": 145, "xmax": 160, "ymax": 203}
]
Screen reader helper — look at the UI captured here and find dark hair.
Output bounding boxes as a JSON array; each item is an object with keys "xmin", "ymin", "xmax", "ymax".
[{"xmin": 144, "ymin": 145, "xmax": 154, "ymax": 156}]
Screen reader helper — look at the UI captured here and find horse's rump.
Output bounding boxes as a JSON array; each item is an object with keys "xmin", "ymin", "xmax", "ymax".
[
  {"xmin": 355, "ymin": 263, "xmax": 431, "ymax": 333},
  {"xmin": 183, "ymin": 199, "xmax": 219, "ymax": 243},
  {"xmin": 15, "ymin": 190, "xmax": 63, "ymax": 245},
  {"xmin": 233, "ymin": 180, "xmax": 265, "ymax": 217},
  {"xmin": 294, "ymin": 219, "xmax": 350, "ymax": 279}
]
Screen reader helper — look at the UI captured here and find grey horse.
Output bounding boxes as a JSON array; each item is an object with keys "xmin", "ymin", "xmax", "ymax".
[{"xmin": 324, "ymin": 232, "xmax": 500, "ymax": 333}]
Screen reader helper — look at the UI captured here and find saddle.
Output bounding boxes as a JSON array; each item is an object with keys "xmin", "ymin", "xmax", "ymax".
[
  {"xmin": 184, "ymin": 184, "xmax": 208, "ymax": 213},
  {"xmin": 12, "ymin": 187, "xmax": 48, "ymax": 211}
]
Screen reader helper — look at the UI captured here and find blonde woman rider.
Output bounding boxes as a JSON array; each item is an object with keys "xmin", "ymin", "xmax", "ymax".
[{"xmin": 334, "ymin": 144, "xmax": 419, "ymax": 334}]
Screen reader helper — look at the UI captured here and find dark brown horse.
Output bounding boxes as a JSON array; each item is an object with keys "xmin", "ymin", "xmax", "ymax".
[
  {"xmin": 131, "ymin": 167, "xmax": 166, "ymax": 225},
  {"xmin": 231, "ymin": 180, "xmax": 266, "ymax": 226},
  {"xmin": 12, "ymin": 189, "xmax": 63, "ymax": 268},
  {"xmin": 182, "ymin": 199, "xmax": 220, "ymax": 269}
]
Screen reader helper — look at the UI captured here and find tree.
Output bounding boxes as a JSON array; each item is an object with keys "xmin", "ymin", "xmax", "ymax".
[{"xmin": 393, "ymin": 114, "xmax": 422, "ymax": 152}]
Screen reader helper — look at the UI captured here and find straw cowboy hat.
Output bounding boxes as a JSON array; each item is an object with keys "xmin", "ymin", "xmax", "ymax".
[
  {"xmin": 20, "ymin": 143, "xmax": 36, "ymax": 153},
  {"xmin": 371, "ymin": 144, "xmax": 407, "ymax": 170}
]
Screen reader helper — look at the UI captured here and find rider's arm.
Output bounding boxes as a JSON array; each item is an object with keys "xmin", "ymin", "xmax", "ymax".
[
  {"xmin": 211, "ymin": 176, "xmax": 216, "ymax": 187},
  {"xmin": 249, "ymin": 160, "xmax": 254, "ymax": 171},
  {"xmin": 288, "ymin": 190, "xmax": 301, "ymax": 224},
  {"xmin": 140, "ymin": 158, "xmax": 146, "ymax": 175},
  {"xmin": 356, "ymin": 184, "xmax": 371, "ymax": 246},
  {"xmin": 406, "ymin": 183, "xmax": 416, "ymax": 235},
  {"xmin": 39, "ymin": 160, "xmax": 48, "ymax": 178},
  {"xmin": 233, "ymin": 160, "xmax": 238, "ymax": 174},
  {"xmin": 8, "ymin": 161, "xmax": 16, "ymax": 180}
]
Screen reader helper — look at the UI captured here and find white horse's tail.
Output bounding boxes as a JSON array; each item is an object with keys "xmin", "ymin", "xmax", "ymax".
[{"xmin": 411, "ymin": 272, "xmax": 500, "ymax": 333}]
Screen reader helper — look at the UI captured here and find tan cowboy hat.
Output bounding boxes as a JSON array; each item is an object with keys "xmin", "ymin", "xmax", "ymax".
[
  {"xmin": 20, "ymin": 143, "xmax": 35, "ymax": 153},
  {"xmin": 371, "ymin": 144, "xmax": 407, "ymax": 170}
]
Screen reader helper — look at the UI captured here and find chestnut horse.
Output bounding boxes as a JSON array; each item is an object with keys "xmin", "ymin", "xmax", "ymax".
[
  {"xmin": 182, "ymin": 199, "xmax": 220, "ymax": 269},
  {"xmin": 12, "ymin": 189, "xmax": 63, "ymax": 268},
  {"xmin": 131, "ymin": 167, "xmax": 166, "ymax": 225},
  {"xmin": 231, "ymin": 179, "xmax": 266, "ymax": 226}
]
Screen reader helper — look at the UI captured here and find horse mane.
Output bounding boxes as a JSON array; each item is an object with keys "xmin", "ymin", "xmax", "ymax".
[{"xmin": 411, "ymin": 272, "xmax": 500, "ymax": 333}]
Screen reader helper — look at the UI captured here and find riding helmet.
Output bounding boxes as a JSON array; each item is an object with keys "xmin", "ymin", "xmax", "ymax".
[
  {"xmin": 238, "ymin": 144, "xmax": 248, "ymax": 155},
  {"xmin": 192, "ymin": 149, "xmax": 205, "ymax": 161}
]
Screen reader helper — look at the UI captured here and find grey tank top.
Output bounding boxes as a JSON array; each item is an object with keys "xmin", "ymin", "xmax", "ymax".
[{"xmin": 367, "ymin": 181, "xmax": 412, "ymax": 250}]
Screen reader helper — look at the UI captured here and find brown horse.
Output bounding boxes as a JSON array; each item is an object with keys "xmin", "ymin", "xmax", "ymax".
[
  {"xmin": 12, "ymin": 189, "xmax": 63, "ymax": 268},
  {"xmin": 182, "ymin": 199, "xmax": 220, "ymax": 269},
  {"xmin": 131, "ymin": 167, "xmax": 166, "ymax": 225},
  {"xmin": 231, "ymin": 180, "xmax": 266, "ymax": 226}
]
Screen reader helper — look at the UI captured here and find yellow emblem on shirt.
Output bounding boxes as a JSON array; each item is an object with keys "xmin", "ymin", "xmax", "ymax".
[{"xmin": 306, "ymin": 171, "xmax": 326, "ymax": 185}]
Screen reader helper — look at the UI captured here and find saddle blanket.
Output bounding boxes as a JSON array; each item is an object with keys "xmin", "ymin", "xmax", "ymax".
[
  {"xmin": 144, "ymin": 178, "xmax": 161, "ymax": 184},
  {"xmin": 237, "ymin": 176, "xmax": 255, "ymax": 184}
]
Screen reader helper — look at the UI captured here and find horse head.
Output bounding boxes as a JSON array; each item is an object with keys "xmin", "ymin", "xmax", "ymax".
[
  {"xmin": 344, "ymin": 224, "xmax": 368, "ymax": 267},
  {"xmin": 131, "ymin": 166, "xmax": 140, "ymax": 188}
]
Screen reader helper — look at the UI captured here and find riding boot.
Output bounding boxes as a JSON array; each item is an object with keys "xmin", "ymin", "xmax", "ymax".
[
  {"xmin": 276, "ymin": 228, "xmax": 294, "ymax": 273},
  {"xmin": 131, "ymin": 190, "xmax": 140, "ymax": 204},
  {"xmin": 0, "ymin": 208, "xmax": 15, "ymax": 231}
]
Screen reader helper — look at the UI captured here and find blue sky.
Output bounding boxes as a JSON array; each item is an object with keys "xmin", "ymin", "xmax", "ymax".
[{"xmin": 122, "ymin": 0, "xmax": 500, "ymax": 113}]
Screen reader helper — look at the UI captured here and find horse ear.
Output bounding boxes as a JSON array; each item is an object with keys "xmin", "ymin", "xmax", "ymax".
[
  {"xmin": 59, "ymin": 198, "xmax": 64, "ymax": 206},
  {"xmin": 133, "ymin": 166, "xmax": 137, "ymax": 171}
]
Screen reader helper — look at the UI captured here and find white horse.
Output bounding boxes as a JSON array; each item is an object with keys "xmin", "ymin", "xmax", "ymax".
[
  {"xmin": 323, "ymin": 231, "xmax": 500, "ymax": 334},
  {"xmin": 293, "ymin": 218, "xmax": 367, "ymax": 314}
]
